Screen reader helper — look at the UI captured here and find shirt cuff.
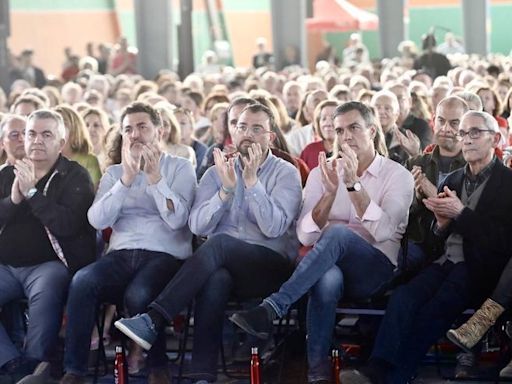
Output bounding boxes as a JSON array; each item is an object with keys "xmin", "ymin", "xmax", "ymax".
[
  {"xmin": 357, "ymin": 200, "xmax": 382, "ymax": 222},
  {"xmin": 211, "ymin": 187, "xmax": 232, "ymax": 209}
]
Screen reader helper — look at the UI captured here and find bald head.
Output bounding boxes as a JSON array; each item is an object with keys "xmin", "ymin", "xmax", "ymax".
[{"xmin": 434, "ymin": 96, "xmax": 468, "ymax": 154}]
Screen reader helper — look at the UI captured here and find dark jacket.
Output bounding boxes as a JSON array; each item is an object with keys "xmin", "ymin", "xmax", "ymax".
[
  {"xmin": 414, "ymin": 51, "xmax": 452, "ymax": 78},
  {"xmin": 401, "ymin": 114, "xmax": 433, "ymax": 150},
  {"xmin": 0, "ymin": 156, "xmax": 96, "ymax": 274},
  {"xmin": 406, "ymin": 146, "xmax": 466, "ymax": 247},
  {"xmin": 432, "ymin": 160, "xmax": 512, "ymax": 302}
]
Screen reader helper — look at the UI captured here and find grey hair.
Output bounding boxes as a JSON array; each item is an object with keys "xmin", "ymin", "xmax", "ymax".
[
  {"xmin": 371, "ymin": 89, "xmax": 400, "ymax": 114},
  {"xmin": 461, "ymin": 110, "xmax": 500, "ymax": 133},
  {"xmin": 26, "ymin": 109, "xmax": 66, "ymax": 140},
  {"xmin": 0, "ymin": 114, "xmax": 26, "ymax": 139},
  {"xmin": 452, "ymin": 91, "xmax": 483, "ymax": 111}
]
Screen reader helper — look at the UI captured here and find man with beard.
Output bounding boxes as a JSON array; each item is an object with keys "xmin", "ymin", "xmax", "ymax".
[
  {"xmin": 405, "ymin": 96, "xmax": 468, "ymax": 268},
  {"xmin": 60, "ymin": 102, "xmax": 197, "ymax": 384},
  {"xmin": 114, "ymin": 103, "xmax": 302, "ymax": 383}
]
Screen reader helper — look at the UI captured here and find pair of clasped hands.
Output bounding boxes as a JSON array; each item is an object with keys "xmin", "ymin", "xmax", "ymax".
[
  {"xmin": 412, "ymin": 165, "xmax": 464, "ymax": 229},
  {"xmin": 120, "ymin": 139, "xmax": 162, "ymax": 187},
  {"xmin": 318, "ymin": 144, "xmax": 359, "ymax": 195},
  {"xmin": 213, "ymin": 143, "xmax": 263, "ymax": 193},
  {"xmin": 11, "ymin": 159, "xmax": 38, "ymax": 204}
]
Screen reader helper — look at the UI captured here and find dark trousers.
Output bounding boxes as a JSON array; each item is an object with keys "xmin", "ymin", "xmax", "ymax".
[
  {"xmin": 64, "ymin": 249, "xmax": 182, "ymax": 376},
  {"xmin": 490, "ymin": 256, "xmax": 512, "ymax": 308},
  {"xmin": 371, "ymin": 261, "xmax": 471, "ymax": 383},
  {"xmin": 150, "ymin": 234, "xmax": 293, "ymax": 381},
  {"xmin": 0, "ymin": 261, "xmax": 70, "ymax": 367}
]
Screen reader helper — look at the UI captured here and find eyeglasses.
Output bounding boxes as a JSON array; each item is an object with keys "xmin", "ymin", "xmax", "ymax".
[
  {"xmin": 235, "ymin": 124, "xmax": 272, "ymax": 137},
  {"xmin": 455, "ymin": 128, "xmax": 496, "ymax": 141}
]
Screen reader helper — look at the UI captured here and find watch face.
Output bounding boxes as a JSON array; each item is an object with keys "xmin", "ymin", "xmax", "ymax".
[
  {"xmin": 354, "ymin": 182, "xmax": 362, "ymax": 191},
  {"xmin": 27, "ymin": 188, "xmax": 37, "ymax": 198}
]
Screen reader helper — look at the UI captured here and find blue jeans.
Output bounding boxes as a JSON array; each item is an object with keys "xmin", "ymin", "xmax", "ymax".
[
  {"xmin": 264, "ymin": 225, "xmax": 395, "ymax": 382},
  {"xmin": 398, "ymin": 241, "xmax": 427, "ymax": 273},
  {"xmin": 371, "ymin": 261, "xmax": 471, "ymax": 383},
  {"xmin": 150, "ymin": 234, "xmax": 293, "ymax": 381},
  {"xmin": 63, "ymin": 249, "xmax": 182, "ymax": 376},
  {"xmin": 1, "ymin": 301, "xmax": 26, "ymax": 350},
  {"xmin": 0, "ymin": 261, "xmax": 70, "ymax": 367}
]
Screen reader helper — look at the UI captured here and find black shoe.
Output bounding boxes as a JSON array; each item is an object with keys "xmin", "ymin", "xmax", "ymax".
[
  {"xmin": 0, "ymin": 358, "xmax": 38, "ymax": 384},
  {"xmin": 229, "ymin": 305, "xmax": 273, "ymax": 340}
]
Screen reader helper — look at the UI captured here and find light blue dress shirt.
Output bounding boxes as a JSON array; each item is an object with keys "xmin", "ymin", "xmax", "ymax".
[
  {"xmin": 88, "ymin": 154, "xmax": 197, "ymax": 259},
  {"xmin": 189, "ymin": 151, "xmax": 302, "ymax": 260}
]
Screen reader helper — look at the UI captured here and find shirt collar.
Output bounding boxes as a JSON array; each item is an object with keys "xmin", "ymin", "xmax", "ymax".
[{"xmin": 464, "ymin": 156, "xmax": 496, "ymax": 182}]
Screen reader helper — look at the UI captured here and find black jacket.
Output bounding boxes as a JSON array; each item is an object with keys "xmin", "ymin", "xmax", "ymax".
[
  {"xmin": 432, "ymin": 160, "xmax": 512, "ymax": 301},
  {"xmin": 0, "ymin": 156, "xmax": 96, "ymax": 273},
  {"xmin": 406, "ymin": 146, "xmax": 466, "ymax": 247}
]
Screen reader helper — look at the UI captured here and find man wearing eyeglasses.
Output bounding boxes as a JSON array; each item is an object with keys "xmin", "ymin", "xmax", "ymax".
[
  {"xmin": 114, "ymin": 103, "xmax": 302, "ymax": 383},
  {"xmin": 0, "ymin": 115, "xmax": 27, "ymax": 170},
  {"xmin": 405, "ymin": 96, "xmax": 468, "ymax": 271},
  {"xmin": 341, "ymin": 110, "xmax": 512, "ymax": 384}
]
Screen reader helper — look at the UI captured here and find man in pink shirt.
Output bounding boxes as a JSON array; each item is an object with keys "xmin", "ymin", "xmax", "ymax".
[{"xmin": 231, "ymin": 102, "xmax": 414, "ymax": 384}]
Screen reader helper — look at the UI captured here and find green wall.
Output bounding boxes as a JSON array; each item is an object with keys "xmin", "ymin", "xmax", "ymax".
[{"xmin": 11, "ymin": 0, "xmax": 113, "ymax": 11}]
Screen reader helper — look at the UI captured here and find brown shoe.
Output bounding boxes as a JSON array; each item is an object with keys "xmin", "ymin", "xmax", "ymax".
[
  {"xmin": 447, "ymin": 298, "xmax": 505, "ymax": 352},
  {"xmin": 148, "ymin": 367, "xmax": 171, "ymax": 384},
  {"xmin": 59, "ymin": 373, "xmax": 85, "ymax": 384}
]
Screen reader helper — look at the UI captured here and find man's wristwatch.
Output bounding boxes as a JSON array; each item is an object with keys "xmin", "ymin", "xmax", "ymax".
[
  {"xmin": 25, "ymin": 187, "xmax": 38, "ymax": 199},
  {"xmin": 346, "ymin": 182, "xmax": 362, "ymax": 192}
]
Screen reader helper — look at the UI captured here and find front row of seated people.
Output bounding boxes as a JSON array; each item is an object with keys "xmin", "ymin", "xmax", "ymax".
[{"xmin": 0, "ymin": 98, "xmax": 511, "ymax": 384}]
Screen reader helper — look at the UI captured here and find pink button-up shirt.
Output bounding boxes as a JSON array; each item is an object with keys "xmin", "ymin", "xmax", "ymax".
[{"xmin": 298, "ymin": 154, "xmax": 414, "ymax": 266}]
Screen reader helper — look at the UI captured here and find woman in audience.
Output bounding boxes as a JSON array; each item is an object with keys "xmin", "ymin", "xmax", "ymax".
[
  {"xmin": 196, "ymin": 102, "xmax": 230, "ymax": 179},
  {"xmin": 300, "ymin": 100, "xmax": 339, "ymax": 170},
  {"xmin": 81, "ymin": 107, "xmax": 110, "ymax": 171},
  {"xmin": 54, "ymin": 104, "xmax": 102, "ymax": 187},
  {"xmin": 156, "ymin": 103, "xmax": 196, "ymax": 166},
  {"xmin": 476, "ymin": 85, "xmax": 508, "ymax": 129},
  {"xmin": 172, "ymin": 107, "xmax": 207, "ymax": 175}
]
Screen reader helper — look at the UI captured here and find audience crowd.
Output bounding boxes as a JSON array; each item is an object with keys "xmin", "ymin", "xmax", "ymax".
[{"xmin": 2, "ymin": 33, "xmax": 512, "ymax": 384}]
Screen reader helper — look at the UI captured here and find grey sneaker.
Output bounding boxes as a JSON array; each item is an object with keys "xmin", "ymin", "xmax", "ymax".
[{"xmin": 114, "ymin": 313, "xmax": 157, "ymax": 351}]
